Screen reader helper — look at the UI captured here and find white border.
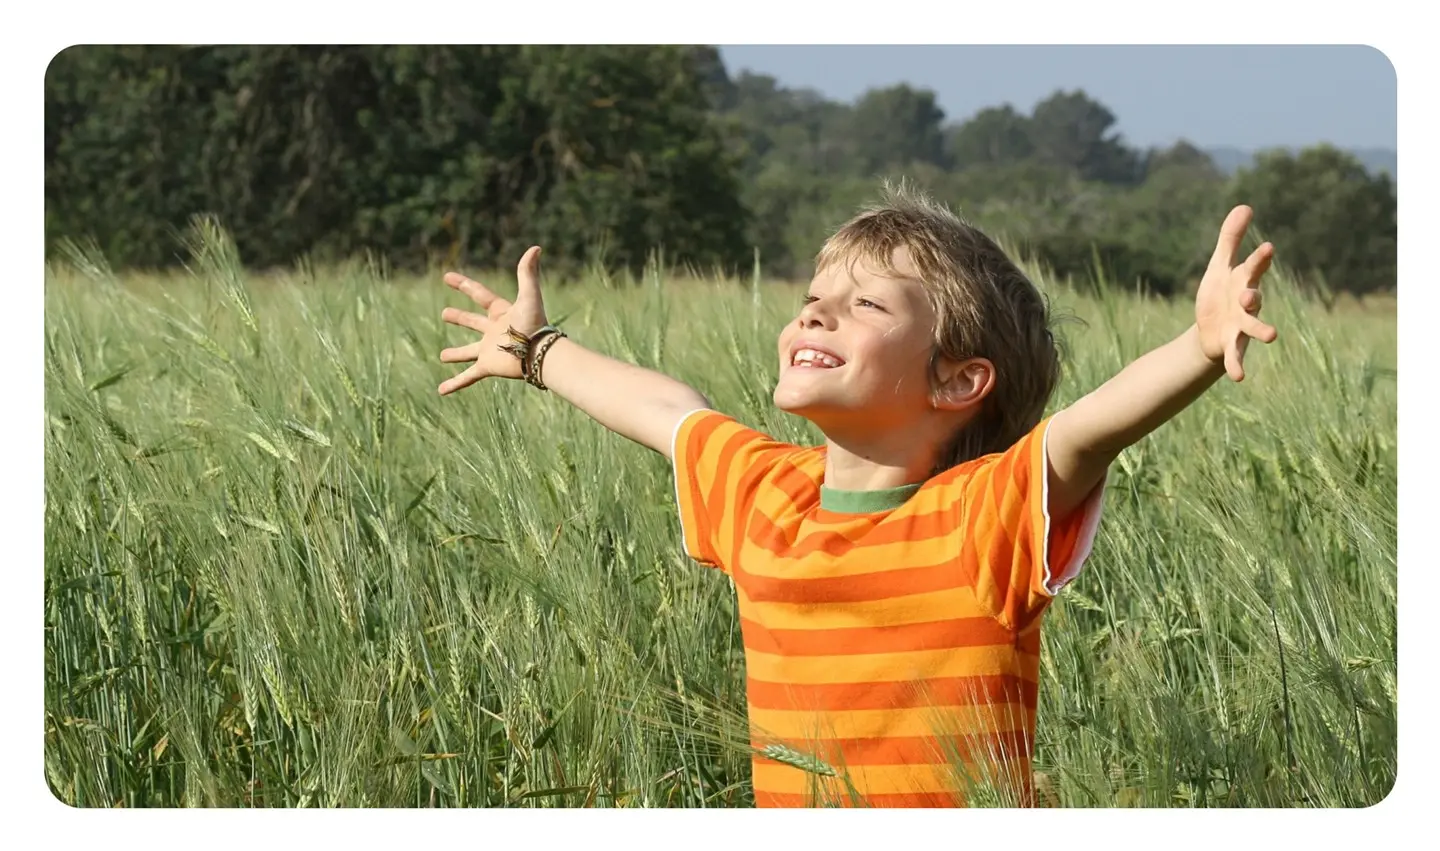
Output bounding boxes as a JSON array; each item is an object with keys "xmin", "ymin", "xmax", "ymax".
[{"xmin": 15, "ymin": 16, "xmax": 1424, "ymax": 849}]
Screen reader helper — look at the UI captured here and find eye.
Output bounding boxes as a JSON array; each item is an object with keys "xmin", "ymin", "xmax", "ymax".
[
  {"xmin": 856, "ymin": 298, "xmax": 884, "ymax": 311},
  {"xmin": 802, "ymin": 294, "xmax": 818, "ymax": 304}
]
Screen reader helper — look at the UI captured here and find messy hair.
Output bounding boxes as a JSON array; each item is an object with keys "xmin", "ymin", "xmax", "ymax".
[{"xmin": 814, "ymin": 180, "xmax": 1062, "ymax": 472}]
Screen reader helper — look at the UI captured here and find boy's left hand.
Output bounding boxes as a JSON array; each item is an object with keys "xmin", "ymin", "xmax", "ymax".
[{"xmin": 1195, "ymin": 205, "xmax": 1279, "ymax": 382}]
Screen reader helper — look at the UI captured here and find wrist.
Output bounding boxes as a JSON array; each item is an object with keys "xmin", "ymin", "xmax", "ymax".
[
  {"xmin": 509, "ymin": 317, "xmax": 549, "ymax": 338},
  {"xmin": 1182, "ymin": 325, "xmax": 1228, "ymax": 384},
  {"xmin": 1183, "ymin": 324, "xmax": 1219, "ymax": 364},
  {"xmin": 522, "ymin": 326, "xmax": 567, "ymax": 390}
]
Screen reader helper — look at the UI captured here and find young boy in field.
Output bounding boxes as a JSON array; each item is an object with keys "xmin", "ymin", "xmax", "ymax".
[{"xmin": 435, "ymin": 184, "xmax": 1278, "ymax": 808}]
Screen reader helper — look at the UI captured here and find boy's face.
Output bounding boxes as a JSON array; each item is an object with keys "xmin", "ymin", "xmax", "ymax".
[{"xmin": 774, "ymin": 248, "xmax": 942, "ymax": 432}]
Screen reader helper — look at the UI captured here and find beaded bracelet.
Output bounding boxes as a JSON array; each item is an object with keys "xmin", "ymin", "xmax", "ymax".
[{"xmin": 525, "ymin": 328, "xmax": 567, "ymax": 391}]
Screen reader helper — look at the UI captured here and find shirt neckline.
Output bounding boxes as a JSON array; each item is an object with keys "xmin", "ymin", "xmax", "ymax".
[{"xmin": 817, "ymin": 481, "xmax": 922, "ymax": 514}]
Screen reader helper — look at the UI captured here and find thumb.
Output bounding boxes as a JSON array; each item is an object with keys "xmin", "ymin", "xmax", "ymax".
[
  {"xmin": 516, "ymin": 246, "xmax": 545, "ymax": 311},
  {"xmin": 1209, "ymin": 205, "xmax": 1253, "ymax": 272}
]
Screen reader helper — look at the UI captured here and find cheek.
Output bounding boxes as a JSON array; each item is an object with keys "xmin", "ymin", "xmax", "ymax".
[
  {"xmin": 852, "ymin": 332, "xmax": 907, "ymax": 369},
  {"xmin": 854, "ymin": 334, "xmax": 932, "ymax": 390}
]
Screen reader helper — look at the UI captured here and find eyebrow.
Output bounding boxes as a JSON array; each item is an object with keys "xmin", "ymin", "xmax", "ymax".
[{"xmin": 817, "ymin": 265, "xmax": 921, "ymax": 303}]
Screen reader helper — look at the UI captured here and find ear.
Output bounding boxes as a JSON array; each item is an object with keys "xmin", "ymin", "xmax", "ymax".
[{"xmin": 931, "ymin": 356, "xmax": 995, "ymax": 412}]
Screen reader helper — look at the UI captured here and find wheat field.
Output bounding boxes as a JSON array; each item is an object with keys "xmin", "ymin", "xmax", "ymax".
[{"xmin": 42, "ymin": 225, "xmax": 1397, "ymax": 807}]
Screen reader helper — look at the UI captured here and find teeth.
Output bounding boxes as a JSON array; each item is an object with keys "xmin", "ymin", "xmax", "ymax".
[{"xmin": 793, "ymin": 349, "xmax": 841, "ymax": 368}]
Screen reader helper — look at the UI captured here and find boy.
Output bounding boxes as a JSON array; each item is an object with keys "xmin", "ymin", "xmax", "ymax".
[{"xmin": 436, "ymin": 184, "xmax": 1277, "ymax": 808}]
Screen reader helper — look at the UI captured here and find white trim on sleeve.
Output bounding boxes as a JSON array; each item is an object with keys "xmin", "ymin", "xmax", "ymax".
[
  {"xmin": 669, "ymin": 408, "xmax": 713, "ymax": 560},
  {"xmin": 1039, "ymin": 416, "xmax": 1109, "ymax": 596}
]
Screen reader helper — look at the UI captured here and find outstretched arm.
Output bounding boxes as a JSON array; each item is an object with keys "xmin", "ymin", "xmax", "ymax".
[
  {"xmin": 438, "ymin": 246, "xmax": 711, "ymax": 459},
  {"xmin": 1045, "ymin": 205, "xmax": 1279, "ymax": 520}
]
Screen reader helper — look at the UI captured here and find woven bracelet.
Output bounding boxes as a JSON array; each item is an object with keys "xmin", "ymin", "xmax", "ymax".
[{"xmin": 525, "ymin": 329, "xmax": 567, "ymax": 391}]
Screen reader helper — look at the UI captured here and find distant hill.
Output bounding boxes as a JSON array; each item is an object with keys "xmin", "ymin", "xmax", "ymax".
[{"xmin": 1204, "ymin": 145, "xmax": 1395, "ymax": 179}]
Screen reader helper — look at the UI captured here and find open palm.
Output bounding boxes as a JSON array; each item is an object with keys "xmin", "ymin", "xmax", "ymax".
[
  {"xmin": 437, "ymin": 246, "xmax": 548, "ymax": 395},
  {"xmin": 1195, "ymin": 205, "xmax": 1279, "ymax": 382}
]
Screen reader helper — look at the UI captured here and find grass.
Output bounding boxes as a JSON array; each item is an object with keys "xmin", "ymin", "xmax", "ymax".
[{"xmin": 43, "ymin": 225, "xmax": 1396, "ymax": 807}]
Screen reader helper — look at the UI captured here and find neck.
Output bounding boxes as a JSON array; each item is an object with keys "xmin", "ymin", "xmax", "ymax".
[{"xmin": 818, "ymin": 421, "xmax": 947, "ymax": 491}]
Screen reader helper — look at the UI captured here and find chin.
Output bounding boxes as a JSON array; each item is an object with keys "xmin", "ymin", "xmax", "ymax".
[
  {"xmin": 773, "ymin": 388, "xmax": 840, "ymax": 426},
  {"xmin": 773, "ymin": 385, "xmax": 815, "ymax": 416},
  {"xmin": 772, "ymin": 388, "xmax": 804, "ymax": 413}
]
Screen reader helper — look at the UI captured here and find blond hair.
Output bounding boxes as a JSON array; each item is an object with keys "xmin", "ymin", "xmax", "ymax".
[{"xmin": 814, "ymin": 180, "xmax": 1061, "ymax": 472}]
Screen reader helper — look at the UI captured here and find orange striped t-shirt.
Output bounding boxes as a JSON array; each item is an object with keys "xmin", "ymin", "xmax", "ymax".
[{"xmin": 670, "ymin": 408, "xmax": 1107, "ymax": 808}]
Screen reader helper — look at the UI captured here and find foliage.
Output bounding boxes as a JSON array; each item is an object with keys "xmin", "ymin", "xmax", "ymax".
[
  {"xmin": 1227, "ymin": 145, "xmax": 1397, "ymax": 301},
  {"xmin": 45, "ymin": 47, "xmax": 1396, "ymax": 296},
  {"xmin": 45, "ymin": 46, "xmax": 750, "ymax": 277},
  {"xmin": 43, "ymin": 228, "xmax": 1396, "ymax": 807}
]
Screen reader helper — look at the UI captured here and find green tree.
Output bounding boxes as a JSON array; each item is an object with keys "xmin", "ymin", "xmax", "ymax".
[
  {"xmin": 1142, "ymin": 139, "xmax": 1220, "ymax": 179},
  {"xmin": 843, "ymin": 84, "xmax": 949, "ymax": 173},
  {"xmin": 46, "ymin": 46, "xmax": 752, "ymax": 276},
  {"xmin": 717, "ymin": 71, "xmax": 858, "ymax": 276},
  {"xmin": 1112, "ymin": 140, "xmax": 1230, "ymax": 292},
  {"xmin": 1027, "ymin": 89, "xmax": 1142, "ymax": 185},
  {"xmin": 46, "ymin": 46, "xmax": 232, "ymax": 268},
  {"xmin": 722, "ymin": 72, "xmax": 852, "ymax": 176},
  {"xmin": 46, "ymin": 48, "xmax": 1398, "ymax": 296},
  {"xmin": 1229, "ymin": 144, "xmax": 1397, "ymax": 297},
  {"xmin": 947, "ymin": 105, "xmax": 1033, "ymax": 170},
  {"xmin": 200, "ymin": 46, "xmax": 392, "ymax": 267},
  {"xmin": 495, "ymin": 46, "xmax": 751, "ymax": 274}
]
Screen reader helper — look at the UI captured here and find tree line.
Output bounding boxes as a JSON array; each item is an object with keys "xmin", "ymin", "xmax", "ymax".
[{"xmin": 45, "ymin": 45, "xmax": 1396, "ymax": 297}]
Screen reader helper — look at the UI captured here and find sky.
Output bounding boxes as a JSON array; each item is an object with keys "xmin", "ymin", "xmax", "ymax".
[{"xmin": 716, "ymin": 45, "xmax": 1397, "ymax": 151}]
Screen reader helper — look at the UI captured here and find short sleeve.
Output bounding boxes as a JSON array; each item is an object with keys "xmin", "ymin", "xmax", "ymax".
[
  {"xmin": 952, "ymin": 415, "xmax": 1108, "ymax": 630},
  {"xmin": 670, "ymin": 409, "xmax": 801, "ymax": 572}
]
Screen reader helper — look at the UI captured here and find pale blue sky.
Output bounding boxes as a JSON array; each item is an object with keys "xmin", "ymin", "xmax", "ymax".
[{"xmin": 716, "ymin": 45, "xmax": 1397, "ymax": 151}]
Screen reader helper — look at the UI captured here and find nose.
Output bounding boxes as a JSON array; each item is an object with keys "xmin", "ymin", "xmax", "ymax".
[{"xmin": 797, "ymin": 297, "xmax": 836, "ymax": 330}]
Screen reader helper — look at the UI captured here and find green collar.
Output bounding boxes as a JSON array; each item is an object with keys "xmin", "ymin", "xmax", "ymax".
[{"xmin": 818, "ymin": 482, "xmax": 922, "ymax": 514}]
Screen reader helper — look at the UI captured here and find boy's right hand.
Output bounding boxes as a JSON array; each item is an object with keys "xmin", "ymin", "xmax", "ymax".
[{"xmin": 437, "ymin": 246, "xmax": 548, "ymax": 396}]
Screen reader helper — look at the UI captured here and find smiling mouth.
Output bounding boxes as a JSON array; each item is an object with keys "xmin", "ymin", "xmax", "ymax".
[{"xmin": 790, "ymin": 348, "xmax": 845, "ymax": 369}]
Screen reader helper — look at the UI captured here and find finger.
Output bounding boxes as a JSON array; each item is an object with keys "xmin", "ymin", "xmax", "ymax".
[
  {"xmin": 1238, "ymin": 242, "xmax": 1274, "ymax": 287},
  {"xmin": 1224, "ymin": 338, "xmax": 1245, "ymax": 382},
  {"xmin": 515, "ymin": 246, "xmax": 545, "ymax": 308},
  {"xmin": 438, "ymin": 364, "xmax": 488, "ymax": 396},
  {"xmin": 440, "ymin": 341, "xmax": 485, "ymax": 364},
  {"xmin": 1240, "ymin": 314, "xmax": 1278, "ymax": 344},
  {"xmin": 441, "ymin": 306, "xmax": 490, "ymax": 334},
  {"xmin": 1209, "ymin": 205, "xmax": 1254, "ymax": 271},
  {"xmin": 1239, "ymin": 288, "xmax": 1262, "ymax": 314},
  {"xmin": 444, "ymin": 272, "xmax": 504, "ymax": 309}
]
